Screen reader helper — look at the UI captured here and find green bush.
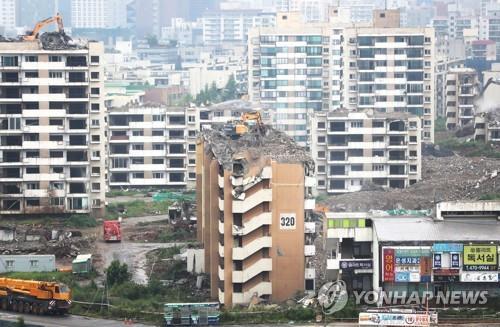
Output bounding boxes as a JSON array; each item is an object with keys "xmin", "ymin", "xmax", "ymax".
[
  {"xmin": 65, "ymin": 214, "xmax": 98, "ymax": 228},
  {"xmin": 106, "ymin": 260, "xmax": 131, "ymax": 286}
]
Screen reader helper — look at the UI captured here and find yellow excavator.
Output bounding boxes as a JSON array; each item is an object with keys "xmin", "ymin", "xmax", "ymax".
[
  {"xmin": 23, "ymin": 13, "xmax": 64, "ymax": 41},
  {"xmin": 235, "ymin": 111, "xmax": 264, "ymax": 135}
]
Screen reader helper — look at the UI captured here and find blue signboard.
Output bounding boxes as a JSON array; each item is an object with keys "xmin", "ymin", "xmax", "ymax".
[
  {"xmin": 451, "ymin": 253, "xmax": 460, "ymax": 268},
  {"xmin": 433, "ymin": 253, "xmax": 442, "ymax": 268},
  {"xmin": 432, "ymin": 243, "xmax": 463, "ymax": 253},
  {"xmin": 395, "ymin": 272, "xmax": 410, "ymax": 282}
]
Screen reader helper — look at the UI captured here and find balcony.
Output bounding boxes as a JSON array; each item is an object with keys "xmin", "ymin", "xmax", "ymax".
[
  {"xmin": 218, "ymin": 242, "xmax": 224, "ymax": 258},
  {"xmin": 232, "ymin": 188, "xmax": 272, "ymax": 213},
  {"xmin": 219, "ymin": 219, "xmax": 224, "ymax": 234},
  {"xmin": 232, "ymin": 212, "xmax": 272, "ymax": 236},
  {"xmin": 305, "ymin": 198, "xmax": 315, "ymax": 210},
  {"xmin": 218, "ymin": 197, "xmax": 224, "ymax": 211},
  {"xmin": 232, "ymin": 236, "xmax": 272, "ymax": 260},
  {"xmin": 305, "ymin": 245, "xmax": 316, "ymax": 256},
  {"xmin": 218, "ymin": 174, "xmax": 224, "ymax": 188},
  {"xmin": 218, "ymin": 265, "xmax": 224, "ymax": 281},
  {"xmin": 233, "ymin": 282, "xmax": 272, "ymax": 305},
  {"xmin": 327, "ymin": 227, "xmax": 373, "ymax": 242},
  {"xmin": 232, "ymin": 258, "xmax": 272, "ymax": 283}
]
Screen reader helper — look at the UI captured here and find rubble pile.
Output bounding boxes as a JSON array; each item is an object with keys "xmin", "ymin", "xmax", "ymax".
[
  {"xmin": 39, "ymin": 32, "xmax": 88, "ymax": 50},
  {"xmin": 202, "ymin": 125, "xmax": 314, "ymax": 172},
  {"xmin": 322, "ymin": 155, "xmax": 500, "ymax": 212},
  {"xmin": 0, "ymin": 225, "xmax": 95, "ymax": 258}
]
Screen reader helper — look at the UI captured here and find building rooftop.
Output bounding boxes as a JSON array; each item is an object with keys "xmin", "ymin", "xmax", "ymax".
[
  {"xmin": 374, "ymin": 217, "xmax": 500, "ymax": 242},
  {"xmin": 0, "ymin": 32, "xmax": 89, "ymax": 50},
  {"xmin": 200, "ymin": 125, "xmax": 314, "ymax": 173}
]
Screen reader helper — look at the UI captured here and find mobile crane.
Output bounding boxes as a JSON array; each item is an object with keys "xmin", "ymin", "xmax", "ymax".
[
  {"xmin": 0, "ymin": 278, "xmax": 71, "ymax": 314},
  {"xmin": 22, "ymin": 13, "xmax": 64, "ymax": 41}
]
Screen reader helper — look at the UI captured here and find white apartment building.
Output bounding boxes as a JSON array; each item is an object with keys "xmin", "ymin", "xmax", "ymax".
[
  {"xmin": 202, "ymin": 10, "xmax": 276, "ymax": 46},
  {"xmin": 71, "ymin": 0, "xmax": 128, "ymax": 29},
  {"xmin": 108, "ymin": 106, "xmax": 197, "ymax": 189},
  {"xmin": 249, "ymin": 10, "xmax": 435, "ymax": 146},
  {"xmin": 311, "ymin": 109, "xmax": 422, "ymax": 194},
  {"xmin": 342, "ymin": 14, "xmax": 436, "ymax": 143},
  {"xmin": 0, "ymin": 39, "xmax": 106, "ymax": 217},
  {"xmin": 248, "ymin": 12, "xmax": 347, "ymax": 146},
  {"xmin": 445, "ymin": 68, "xmax": 479, "ymax": 130},
  {"xmin": 0, "ymin": 0, "xmax": 16, "ymax": 33}
]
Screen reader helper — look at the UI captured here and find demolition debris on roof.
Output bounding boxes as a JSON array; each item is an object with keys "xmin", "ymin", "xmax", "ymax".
[
  {"xmin": 202, "ymin": 124, "xmax": 314, "ymax": 172},
  {"xmin": 39, "ymin": 32, "xmax": 88, "ymax": 50}
]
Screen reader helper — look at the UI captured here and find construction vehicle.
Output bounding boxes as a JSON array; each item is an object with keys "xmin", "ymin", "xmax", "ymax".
[
  {"xmin": 225, "ymin": 111, "xmax": 265, "ymax": 138},
  {"xmin": 478, "ymin": 77, "xmax": 500, "ymax": 98},
  {"xmin": 0, "ymin": 277, "xmax": 71, "ymax": 314},
  {"xmin": 103, "ymin": 219, "xmax": 122, "ymax": 242},
  {"xmin": 23, "ymin": 13, "xmax": 64, "ymax": 41}
]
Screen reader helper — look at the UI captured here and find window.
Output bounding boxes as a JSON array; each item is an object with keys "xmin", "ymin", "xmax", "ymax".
[
  {"xmin": 25, "ymin": 56, "xmax": 38, "ymax": 62},
  {"xmin": 91, "ymin": 119, "xmax": 100, "ymax": 127},
  {"xmin": 188, "ymin": 172, "xmax": 196, "ymax": 179},
  {"xmin": 351, "ymin": 121, "xmax": 363, "ymax": 128},
  {"xmin": 91, "ymin": 167, "xmax": 100, "ymax": 175},
  {"xmin": 30, "ymin": 260, "xmax": 39, "ymax": 267},
  {"xmin": 26, "ymin": 151, "xmax": 39, "ymax": 158},
  {"xmin": 49, "ymin": 71, "xmax": 63, "ymax": 78},
  {"xmin": 50, "ymin": 134, "xmax": 63, "ymax": 141},
  {"xmin": 50, "ymin": 197, "xmax": 64, "ymax": 206},
  {"xmin": 91, "ymin": 135, "xmax": 100, "ymax": 142},
  {"xmin": 26, "ymin": 182, "xmax": 39, "ymax": 190},
  {"xmin": 5, "ymin": 260, "xmax": 14, "ymax": 268},
  {"xmin": 131, "ymin": 158, "xmax": 144, "ymax": 164},
  {"xmin": 51, "ymin": 166, "xmax": 63, "ymax": 173},
  {"xmin": 91, "ymin": 103, "xmax": 100, "ymax": 112},
  {"xmin": 132, "ymin": 172, "xmax": 144, "ymax": 179},
  {"xmin": 91, "ymin": 56, "xmax": 100, "ymax": 63},
  {"xmin": 132, "ymin": 130, "xmax": 144, "ymax": 136},
  {"xmin": 188, "ymin": 144, "xmax": 196, "ymax": 152},
  {"xmin": 373, "ymin": 164, "xmax": 384, "ymax": 171},
  {"xmin": 92, "ymin": 199, "xmax": 101, "ymax": 207},
  {"xmin": 132, "ymin": 144, "xmax": 144, "ymax": 150},
  {"xmin": 153, "ymin": 144, "xmax": 164, "ymax": 150},
  {"xmin": 152, "ymin": 130, "xmax": 163, "ymax": 136},
  {"xmin": 91, "ymin": 87, "xmax": 100, "ymax": 95},
  {"xmin": 91, "ymin": 183, "xmax": 100, "ymax": 191},
  {"xmin": 50, "ymin": 182, "xmax": 64, "ymax": 190},
  {"xmin": 91, "ymin": 72, "xmax": 99, "ymax": 79},
  {"xmin": 25, "ymin": 71, "xmax": 38, "ymax": 78},
  {"xmin": 91, "ymin": 151, "xmax": 100, "ymax": 159},
  {"xmin": 153, "ymin": 172, "xmax": 164, "ymax": 179},
  {"xmin": 153, "ymin": 115, "xmax": 165, "ymax": 121},
  {"xmin": 26, "ymin": 167, "xmax": 40, "ymax": 174},
  {"xmin": 49, "ymin": 151, "xmax": 63, "ymax": 158},
  {"xmin": 152, "ymin": 158, "xmax": 164, "ymax": 164},
  {"xmin": 49, "ymin": 56, "xmax": 61, "ymax": 62}
]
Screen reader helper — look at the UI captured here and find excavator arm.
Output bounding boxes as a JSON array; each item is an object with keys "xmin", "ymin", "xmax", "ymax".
[{"xmin": 23, "ymin": 13, "xmax": 64, "ymax": 41}]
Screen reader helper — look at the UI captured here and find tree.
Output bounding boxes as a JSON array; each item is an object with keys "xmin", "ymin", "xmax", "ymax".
[
  {"xmin": 223, "ymin": 74, "xmax": 238, "ymax": 101},
  {"xmin": 106, "ymin": 260, "xmax": 131, "ymax": 286},
  {"xmin": 146, "ymin": 34, "xmax": 158, "ymax": 47}
]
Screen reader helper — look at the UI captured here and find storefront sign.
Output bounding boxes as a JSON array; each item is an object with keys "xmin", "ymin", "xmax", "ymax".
[
  {"xmin": 395, "ymin": 257, "xmax": 420, "ymax": 265},
  {"xmin": 432, "ymin": 243, "xmax": 464, "ymax": 253},
  {"xmin": 433, "ymin": 269, "xmax": 460, "ymax": 276},
  {"xmin": 463, "ymin": 245, "xmax": 497, "ymax": 266},
  {"xmin": 451, "ymin": 253, "xmax": 460, "ymax": 268},
  {"xmin": 434, "ymin": 275, "xmax": 460, "ymax": 282},
  {"xmin": 395, "ymin": 248, "xmax": 431, "ymax": 257},
  {"xmin": 395, "ymin": 272, "xmax": 410, "ymax": 282},
  {"xmin": 463, "ymin": 264, "xmax": 497, "ymax": 271},
  {"xmin": 433, "ymin": 253, "xmax": 442, "ymax": 268},
  {"xmin": 383, "ymin": 248, "xmax": 395, "ymax": 282},
  {"xmin": 460, "ymin": 272, "xmax": 499, "ymax": 282},
  {"xmin": 340, "ymin": 260, "xmax": 373, "ymax": 270},
  {"xmin": 359, "ymin": 312, "xmax": 436, "ymax": 326}
]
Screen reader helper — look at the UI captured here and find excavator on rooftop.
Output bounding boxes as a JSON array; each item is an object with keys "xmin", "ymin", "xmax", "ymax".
[{"xmin": 23, "ymin": 13, "xmax": 64, "ymax": 41}]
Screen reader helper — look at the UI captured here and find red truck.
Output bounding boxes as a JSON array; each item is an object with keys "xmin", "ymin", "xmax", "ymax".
[{"xmin": 103, "ymin": 219, "xmax": 121, "ymax": 242}]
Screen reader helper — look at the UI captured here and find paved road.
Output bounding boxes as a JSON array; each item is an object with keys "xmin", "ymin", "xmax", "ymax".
[{"xmin": 0, "ymin": 311, "xmax": 152, "ymax": 327}]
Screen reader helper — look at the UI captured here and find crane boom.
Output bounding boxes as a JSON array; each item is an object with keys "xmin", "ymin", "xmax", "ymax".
[{"xmin": 23, "ymin": 13, "xmax": 64, "ymax": 41}]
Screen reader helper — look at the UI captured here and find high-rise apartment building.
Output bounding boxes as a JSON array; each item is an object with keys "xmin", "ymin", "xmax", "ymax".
[
  {"xmin": 107, "ymin": 106, "xmax": 199, "ymax": 189},
  {"xmin": 71, "ymin": 0, "xmax": 128, "ymax": 29},
  {"xmin": 249, "ymin": 10, "xmax": 435, "ymax": 145},
  {"xmin": 0, "ymin": 39, "xmax": 106, "ymax": 216},
  {"xmin": 0, "ymin": 0, "xmax": 16, "ymax": 33},
  {"xmin": 445, "ymin": 68, "xmax": 479, "ymax": 130},
  {"xmin": 202, "ymin": 10, "xmax": 276, "ymax": 46},
  {"xmin": 311, "ymin": 109, "xmax": 422, "ymax": 193},
  {"xmin": 342, "ymin": 11, "xmax": 436, "ymax": 143},
  {"xmin": 197, "ymin": 126, "xmax": 316, "ymax": 306},
  {"xmin": 248, "ymin": 12, "xmax": 346, "ymax": 146}
]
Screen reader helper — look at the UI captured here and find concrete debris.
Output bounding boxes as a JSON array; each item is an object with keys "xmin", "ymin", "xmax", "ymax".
[
  {"xmin": 322, "ymin": 155, "xmax": 500, "ymax": 212},
  {"xmin": 39, "ymin": 32, "xmax": 88, "ymax": 50},
  {"xmin": 202, "ymin": 124, "xmax": 315, "ymax": 174}
]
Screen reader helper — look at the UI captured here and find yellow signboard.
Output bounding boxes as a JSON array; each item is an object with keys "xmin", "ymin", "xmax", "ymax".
[{"xmin": 463, "ymin": 245, "xmax": 497, "ymax": 266}]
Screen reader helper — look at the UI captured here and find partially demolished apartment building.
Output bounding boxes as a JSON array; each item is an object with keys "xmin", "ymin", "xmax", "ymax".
[
  {"xmin": 196, "ymin": 125, "xmax": 316, "ymax": 306},
  {"xmin": 474, "ymin": 63, "xmax": 500, "ymax": 143},
  {"xmin": 311, "ymin": 109, "xmax": 422, "ymax": 193},
  {"xmin": 0, "ymin": 35, "xmax": 106, "ymax": 216}
]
